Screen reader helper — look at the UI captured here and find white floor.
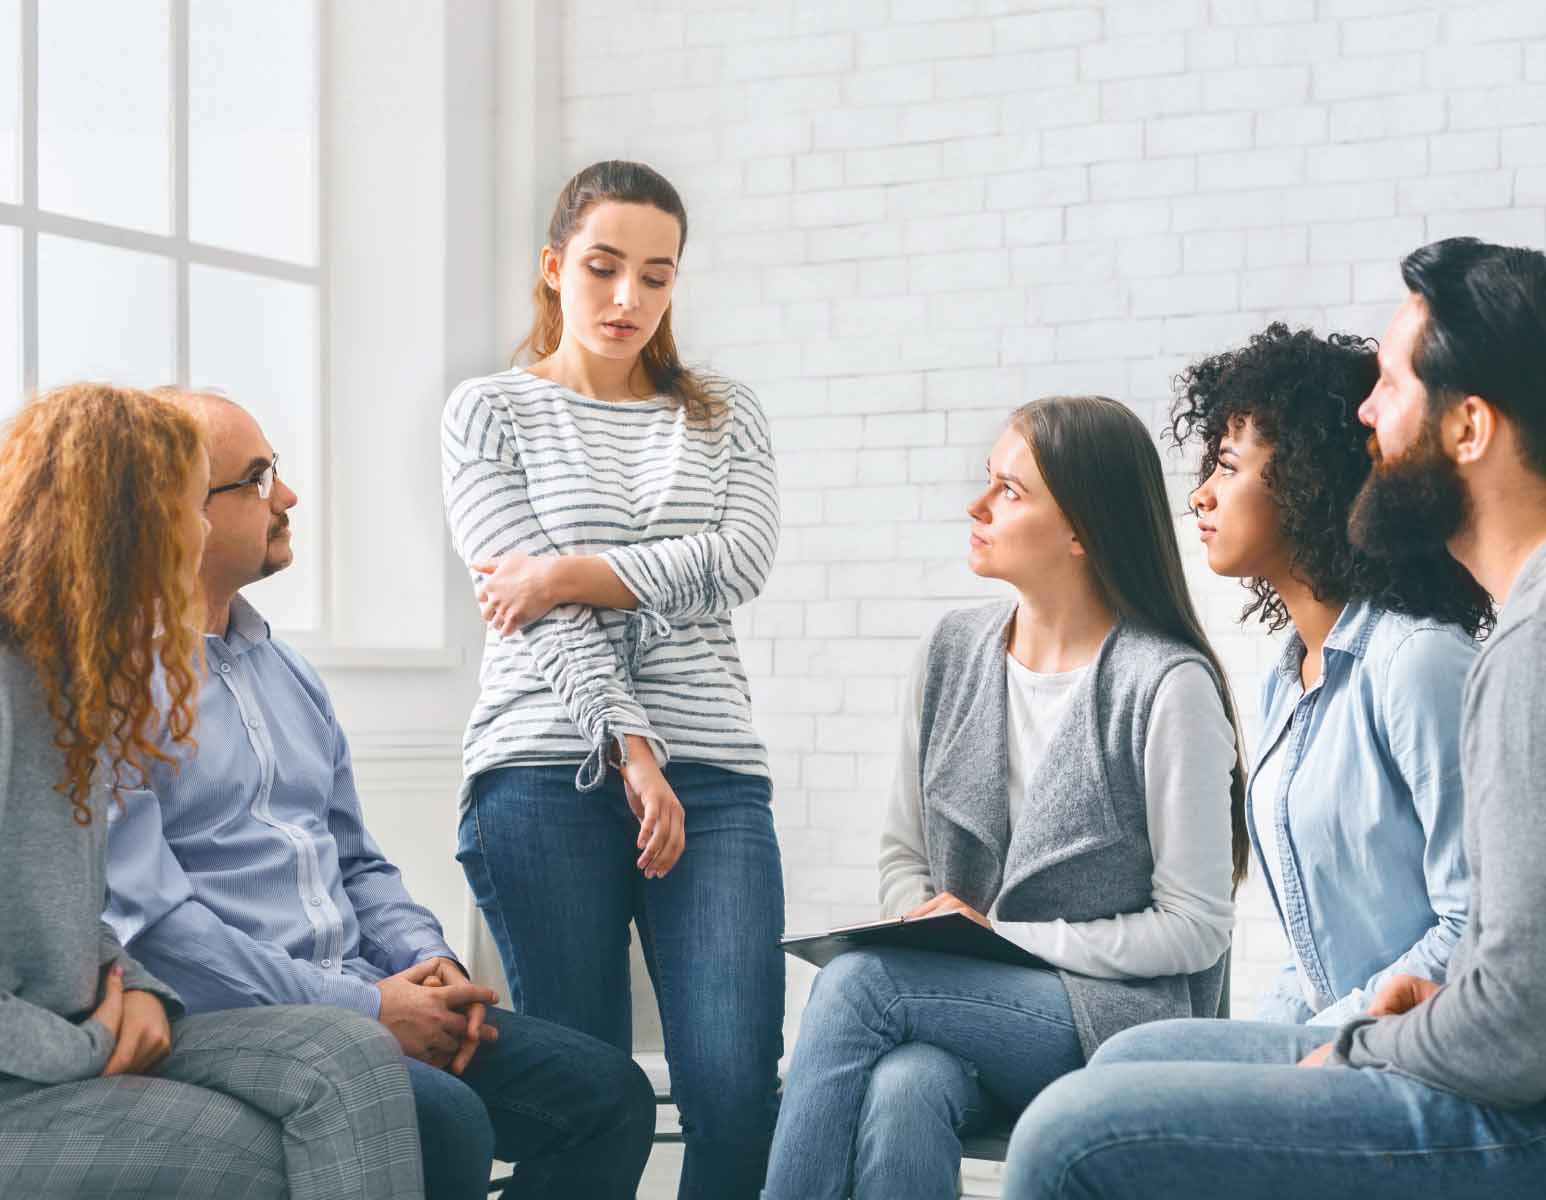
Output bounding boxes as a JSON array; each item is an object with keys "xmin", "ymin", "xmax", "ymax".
[{"xmin": 636, "ymin": 1142, "xmax": 685, "ymax": 1199}]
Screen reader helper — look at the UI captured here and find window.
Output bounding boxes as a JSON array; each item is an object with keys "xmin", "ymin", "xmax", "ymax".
[{"xmin": 1, "ymin": 0, "xmax": 324, "ymax": 634}]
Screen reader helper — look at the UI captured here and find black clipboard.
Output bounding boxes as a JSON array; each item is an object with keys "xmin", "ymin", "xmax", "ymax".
[{"xmin": 780, "ymin": 910, "xmax": 1052, "ymax": 971}]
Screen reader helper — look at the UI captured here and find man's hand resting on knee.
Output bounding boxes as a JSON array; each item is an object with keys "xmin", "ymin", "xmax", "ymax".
[
  {"xmin": 376, "ymin": 958, "xmax": 499, "ymax": 1073},
  {"xmin": 422, "ymin": 956, "xmax": 501, "ymax": 1075}
]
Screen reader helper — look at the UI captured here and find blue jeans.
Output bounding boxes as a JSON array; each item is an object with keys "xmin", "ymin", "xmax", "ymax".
[
  {"xmin": 459, "ymin": 762, "xmax": 786, "ymax": 1200},
  {"xmin": 406, "ymin": 1005, "xmax": 655, "ymax": 1200},
  {"xmin": 764, "ymin": 948, "xmax": 1085, "ymax": 1200},
  {"xmin": 1004, "ymin": 1018, "xmax": 1546, "ymax": 1199}
]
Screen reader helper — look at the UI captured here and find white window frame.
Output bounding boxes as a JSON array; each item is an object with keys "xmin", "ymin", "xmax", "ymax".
[{"xmin": 1, "ymin": 0, "xmax": 335, "ymax": 643}]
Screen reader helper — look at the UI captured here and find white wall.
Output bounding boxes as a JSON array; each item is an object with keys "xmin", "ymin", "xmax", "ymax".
[
  {"xmin": 316, "ymin": 1, "xmax": 498, "ymax": 955},
  {"xmin": 546, "ymin": 0, "xmax": 1546, "ymax": 1050}
]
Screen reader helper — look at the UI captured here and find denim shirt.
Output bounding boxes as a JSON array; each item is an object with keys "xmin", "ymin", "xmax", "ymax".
[{"xmin": 1249, "ymin": 599, "xmax": 1473, "ymax": 1027}]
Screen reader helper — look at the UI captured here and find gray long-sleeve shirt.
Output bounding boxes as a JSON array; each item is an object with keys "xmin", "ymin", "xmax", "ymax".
[
  {"xmin": 0, "ymin": 643, "xmax": 181, "ymax": 1093},
  {"xmin": 1334, "ymin": 540, "xmax": 1546, "ymax": 1109}
]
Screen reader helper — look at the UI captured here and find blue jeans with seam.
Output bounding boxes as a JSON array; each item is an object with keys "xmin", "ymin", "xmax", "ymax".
[
  {"xmin": 404, "ymin": 1005, "xmax": 655, "ymax": 1200},
  {"xmin": 459, "ymin": 762, "xmax": 786, "ymax": 1200},
  {"xmin": 1004, "ymin": 1018, "xmax": 1546, "ymax": 1199},
  {"xmin": 763, "ymin": 948, "xmax": 1085, "ymax": 1200}
]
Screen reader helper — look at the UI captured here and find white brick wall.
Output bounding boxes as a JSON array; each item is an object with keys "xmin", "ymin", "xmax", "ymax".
[{"xmin": 557, "ymin": 0, "xmax": 1546, "ymax": 1095}]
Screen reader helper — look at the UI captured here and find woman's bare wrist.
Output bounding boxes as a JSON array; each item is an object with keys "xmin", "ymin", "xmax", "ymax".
[
  {"xmin": 622, "ymin": 735, "xmax": 662, "ymax": 776},
  {"xmin": 540, "ymin": 556, "xmax": 574, "ymax": 606}
]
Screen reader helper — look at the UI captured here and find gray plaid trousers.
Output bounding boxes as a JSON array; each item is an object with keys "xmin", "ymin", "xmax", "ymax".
[{"xmin": 0, "ymin": 1006, "xmax": 424, "ymax": 1199}]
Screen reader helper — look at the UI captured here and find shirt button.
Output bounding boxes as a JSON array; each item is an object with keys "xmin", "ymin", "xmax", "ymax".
[
  {"xmin": 247, "ymin": 717, "xmax": 259, "ymax": 729},
  {"xmin": 219, "ymin": 663, "xmax": 231, "ymax": 674},
  {"xmin": 321, "ymin": 959, "xmax": 333, "ymax": 968},
  {"xmin": 310, "ymin": 897, "xmax": 322, "ymax": 906}
]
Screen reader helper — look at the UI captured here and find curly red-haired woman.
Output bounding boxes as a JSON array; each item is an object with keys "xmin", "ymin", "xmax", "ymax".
[{"xmin": 0, "ymin": 384, "xmax": 425, "ymax": 1199}]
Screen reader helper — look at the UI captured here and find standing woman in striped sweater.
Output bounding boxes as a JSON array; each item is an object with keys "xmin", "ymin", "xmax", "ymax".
[{"xmin": 441, "ymin": 160, "xmax": 784, "ymax": 1200}]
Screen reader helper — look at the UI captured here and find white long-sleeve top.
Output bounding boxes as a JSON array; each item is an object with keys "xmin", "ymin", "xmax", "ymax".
[
  {"xmin": 441, "ymin": 368, "xmax": 778, "ymax": 793},
  {"xmin": 878, "ymin": 636, "xmax": 1237, "ymax": 979}
]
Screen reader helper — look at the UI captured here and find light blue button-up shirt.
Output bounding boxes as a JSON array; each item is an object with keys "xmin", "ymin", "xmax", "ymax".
[
  {"xmin": 1250, "ymin": 599, "xmax": 1474, "ymax": 1027},
  {"xmin": 104, "ymin": 597, "xmax": 454, "ymax": 1018}
]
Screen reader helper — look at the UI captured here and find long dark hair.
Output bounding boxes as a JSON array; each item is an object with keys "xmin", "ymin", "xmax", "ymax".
[
  {"xmin": 1011, "ymin": 395, "xmax": 1251, "ymax": 893},
  {"xmin": 1170, "ymin": 322, "xmax": 1493, "ymax": 638},
  {"xmin": 516, "ymin": 159, "xmax": 717, "ymax": 422}
]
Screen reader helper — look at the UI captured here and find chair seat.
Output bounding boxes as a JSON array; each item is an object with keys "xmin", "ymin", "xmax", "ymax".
[{"xmin": 960, "ymin": 1127, "xmax": 1012, "ymax": 1163}]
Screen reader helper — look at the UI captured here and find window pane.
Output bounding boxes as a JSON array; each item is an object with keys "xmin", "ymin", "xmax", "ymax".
[
  {"xmin": 0, "ymin": 0, "xmax": 19, "ymax": 204},
  {"xmin": 38, "ymin": 0, "xmax": 171, "ymax": 233},
  {"xmin": 190, "ymin": 0, "xmax": 318, "ymax": 264},
  {"xmin": 0, "ymin": 228, "xmax": 18, "ymax": 416},
  {"xmin": 190, "ymin": 265, "xmax": 320, "ymax": 631},
  {"xmin": 37, "ymin": 235, "xmax": 173, "ymax": 390}
]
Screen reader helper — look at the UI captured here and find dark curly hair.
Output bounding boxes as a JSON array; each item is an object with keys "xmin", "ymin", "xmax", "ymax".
[{"xmin": 1169, "ymin": 322, "xmax": 1493, "ymax": 638}]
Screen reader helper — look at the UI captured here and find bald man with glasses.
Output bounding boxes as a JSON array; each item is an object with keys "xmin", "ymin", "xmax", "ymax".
[
  {"xmin": 103, "ymin": 391, "xmax": 656, "ymax": 1200},
  {"xmin": 206, "ymin": 452, "xmax": 279, "ymax": 497}
]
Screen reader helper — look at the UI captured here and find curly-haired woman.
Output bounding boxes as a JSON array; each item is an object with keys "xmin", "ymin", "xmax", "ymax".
[
  {"xmin": 0, "ymin": 385, "xmax": 424, "ymax": 1199},
  {"xmin": 1172, "ymin": 323, "xmax": 1488, "ymax": 1032}
]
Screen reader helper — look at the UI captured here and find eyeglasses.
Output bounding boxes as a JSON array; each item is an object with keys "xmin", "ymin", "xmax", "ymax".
[{"xmin": 208, "ymin": 455, "xmax": 279, "ymax": 500}]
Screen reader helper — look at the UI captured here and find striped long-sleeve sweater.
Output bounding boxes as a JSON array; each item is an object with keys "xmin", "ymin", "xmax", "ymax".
[{"xmin": 441, "ymin": 367, "xmax": 778, "ymax": 795}]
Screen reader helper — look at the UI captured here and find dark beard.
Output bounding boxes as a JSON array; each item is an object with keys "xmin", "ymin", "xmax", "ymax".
[
  {"xmin": 1348, "ymin": 422, "xmax": 1468, "ymax": 560},
  {"xmin": 259, "ymin": 519, "xmax": 289, "ymax": 578}
]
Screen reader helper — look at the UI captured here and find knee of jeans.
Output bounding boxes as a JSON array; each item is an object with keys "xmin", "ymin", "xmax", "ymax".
[
  {"xmin": 1089, "ymin": 1020, "xmax": 1192, "ymax": 1067},
  {"xmin": 809, "ymin": 950, "xmax": 891, "ymax": 1019},
  {"xmin": 680, "ymin": 1064, "xmax": 778, "ymax": 1129},
  {"xmin": 414, "ymin": 1070, "xmax": 495, "ymax": 1162},
  {"xmin": 669, "ymin": 1053, "xmax": 780, "ymax": 1144},
  {"xmin": 1004, "ymin": 1072, "xmax": 1109, "ymax": 1190},
  {"xmin": 593, "ymin": 1052, "xmax": 658, "ymax": 1138},
  {"xmin": 863, "ymin": 1043, "xmax": 971, "ymax": 1126}
]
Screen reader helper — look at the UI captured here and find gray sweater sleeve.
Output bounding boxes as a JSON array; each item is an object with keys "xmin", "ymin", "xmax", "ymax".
[
  {"xmin": 0, "ymin": 647, "xmax": 177, "ymax": 1086},
  {"xmin": 1333, "ymin": 619, "xmax": 1546, "ymax": 1109},
  {"xmin": 0, "ymin": 659, "xmax": 112, "ymax": 1084},
  {"xmin": 0, "ymin": 989, "xmax": 117, "ymax": 1084}
]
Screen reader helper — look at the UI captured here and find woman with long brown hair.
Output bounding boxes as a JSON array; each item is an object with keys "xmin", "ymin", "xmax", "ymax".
[
  {"xmin": 763, "ymin": 396, "xmax": 1246, "ymax": 1200},
  {"xmin": 442, "ymin": 161, "xmax": 783, "ymax": 1199},
  {"xmin": 0, "ymin": 384, "xmax": 425, "ymax": 1199}
]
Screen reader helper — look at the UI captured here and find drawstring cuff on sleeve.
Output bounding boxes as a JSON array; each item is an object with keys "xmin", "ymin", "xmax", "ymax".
[
  {"xmin": 575, "ymin": 730, "xmax": 632, "ymax": 794},
  {"xmin": 622, "ymin": 609, "xmax": 673, "ymax": 673}
]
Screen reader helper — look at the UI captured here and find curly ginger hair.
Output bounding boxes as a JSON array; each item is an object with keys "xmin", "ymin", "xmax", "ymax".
[{"xmin": 0, "ymin": 383, "xmax": 207, "ymax": 824}]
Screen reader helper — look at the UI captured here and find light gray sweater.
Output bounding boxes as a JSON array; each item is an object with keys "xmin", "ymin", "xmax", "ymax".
[
  {"xmin": 0, "ymin": 643, "xmax": 181, "ymax": 1096},
  {"xmin": 1334, "ymin": 540, "xmax": 1546, "ymax": 1109},
  {"xmin": 916, "ymin": 604, "xmax": 1230, "ymax": 1057}
]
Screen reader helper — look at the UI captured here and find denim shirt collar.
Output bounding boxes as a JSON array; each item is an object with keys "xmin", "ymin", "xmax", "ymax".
[{"xmin": 1272, "ymin": 596, "xmax": 1382, "ymax": 685}]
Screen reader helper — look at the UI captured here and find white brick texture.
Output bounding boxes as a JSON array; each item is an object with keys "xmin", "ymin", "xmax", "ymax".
[{"xmin": 559, "ymin": 1, "xmax": 1546, "ymax": 1150}]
